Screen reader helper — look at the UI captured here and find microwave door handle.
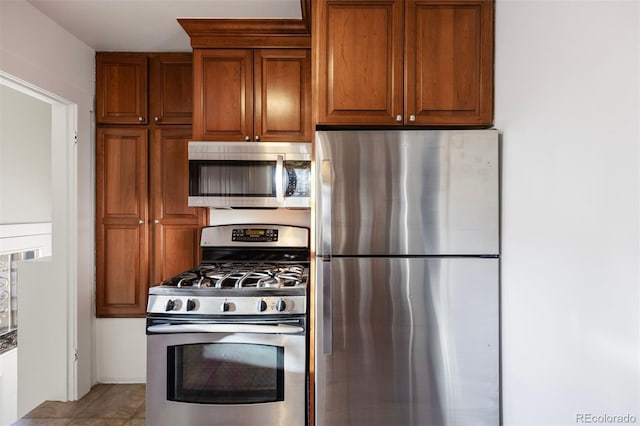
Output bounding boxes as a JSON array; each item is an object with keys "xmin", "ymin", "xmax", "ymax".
[
  {"xmin": 321, "ymin": 159, "xmax": 332, "ymax": 354},
  {"xmin": 275, "ymin": 155, "xmax": 285, "ymax": 203}
]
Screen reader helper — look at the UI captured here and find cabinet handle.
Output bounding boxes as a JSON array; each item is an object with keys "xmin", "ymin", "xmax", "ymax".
[
  {"xmin": 396, "ymin": 115, "xmax": 402, "ymax": 122},
  {"xmin": 154, "ymin": 116, "xmax": 160, "ymax": 123},
  {"xmin": 154, "ymin": 220, "xmax": 159, "ymax": 224},
  {"xmin": 138, "ymin": 116, "xmax": 144, "ymax": 122},
  {"xmin": 138, "ymin": 220, "xmax": 144, "ymax": 224},
  {"xmin": 409, "ymin": 115, "xmax": 416, "ymax": 122},
  {"xmin": 244, "ymin": 136, "xmax": 250, "ymax": 141},
  {"xmin": 255, "ymin": 135, "xmax": 260, "ymax": 141}
]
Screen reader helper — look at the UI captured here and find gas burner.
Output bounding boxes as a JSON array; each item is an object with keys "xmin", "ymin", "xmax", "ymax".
[{"xmin": 160, "ymin": 262, "xmax": 307, "ymax": 290}]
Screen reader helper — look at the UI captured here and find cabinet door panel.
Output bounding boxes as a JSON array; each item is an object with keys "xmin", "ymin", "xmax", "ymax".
[
  {"xmin": 255, "ymin": 49, "xmax": 311, "ymax": 142},
  {"xmin": 149, "ymin": 127, "xmax": 207, "ymax": 286},
  {"xmin": 314, "ymin": 0, "xmax": 403, "ymax": 124},
  {"xmin": 193, "ymin": 49, "xmax": 253, "ymax": 141},
  {"xmin": 96, "ymin": 127, "xmax": 148, "ymax": 317},
  {"xmin": 150, "ymin": 127, "xmax": 203, "ymax": 220},
  {"xmin": 151, "ymin": 225, "xmax": 201, "ymax": 286},
  {"xmin": 406, "ymin": 0, "xmax": 494, "ymax": 125},
  {"xmin": 96, "ymin": 53, "xmax": 147, "ymax": 124},
  {"xmin": 150, "ymin": 54, "xmax": 193, "ymax": 125},
  {"xmin": 102, "ymin": 226, "xmax": 144, "ymax": 306}
]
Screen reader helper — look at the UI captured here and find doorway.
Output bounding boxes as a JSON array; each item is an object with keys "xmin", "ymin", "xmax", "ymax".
[{"xmin": 0, "ymin": 71, "xmax": 79, "ymax": 417}]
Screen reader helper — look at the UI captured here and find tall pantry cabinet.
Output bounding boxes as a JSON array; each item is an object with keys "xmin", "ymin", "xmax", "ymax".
[
  {"xmin": 313, "ymin": 0, "xmax": 494, "ymax": 126},
  {"xmin": 95, "ymin": 52, "xmax": 207, "ymax": 317}
]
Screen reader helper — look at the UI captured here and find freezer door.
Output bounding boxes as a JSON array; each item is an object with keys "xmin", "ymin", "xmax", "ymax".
[
  {"xmin": 316, "ymin": 130, "xmax": 499, "ymax": 256},
  {"xmin": 315, "ymin": 257, "xmax": 499, "ymax": 426}
]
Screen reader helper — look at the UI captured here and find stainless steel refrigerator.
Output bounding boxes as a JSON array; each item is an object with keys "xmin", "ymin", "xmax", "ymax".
[{"xmin": 315, "ymin": 130, "xmax": 500, "ymax": 426}]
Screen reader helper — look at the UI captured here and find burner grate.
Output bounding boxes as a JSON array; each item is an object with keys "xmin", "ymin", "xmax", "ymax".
[{"xmin": 162, "ymin": 262, "xmax": 307, "ymax": 289}]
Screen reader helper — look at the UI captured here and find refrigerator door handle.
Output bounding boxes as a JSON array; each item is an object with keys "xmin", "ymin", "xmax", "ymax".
[
  {"xmin": 322, "ymin": 259, "xmax": 332, "ymax": 354},
  {"xmin": 320, "ymin": 159, "xmax": 332, "ymax": 256},
  {"xmin": 321, "ymin": 159, "xmax": 332, "ymax": 354}
]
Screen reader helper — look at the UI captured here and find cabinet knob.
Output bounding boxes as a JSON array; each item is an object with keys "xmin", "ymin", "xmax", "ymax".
[
  {"xmin": 138, "ymin": 219, "xmax": 144, "ymax": 224},
  {"xmin": 255, "ymin": 135, "xmax": 260, "ymax": 141},
  {"xmin": 244, "ymin": 136, "xmax": 250, "ymax": 141},
  {"xmin": 396, "ymin": 115, "xmax": 402, "ymax": 122},
  {"xmin": 154, "ymin": 219, "xmax": 159, "ymax": 224},
  {"xmin": 138, "ymin": 116, "xmax": 144, "ymax": 122},
  {"xmin": 409, "ymin": 115, "xmax": 416, "ymax": 122},
  {"xmin": 154, "ymin": 116, "xmax": 160, "ymax": 123}
]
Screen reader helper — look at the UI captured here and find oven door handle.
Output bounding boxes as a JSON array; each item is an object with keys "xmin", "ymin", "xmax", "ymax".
[{"xmin": 147, "ymin": 323, "xmax": 304, "ymax": 334}]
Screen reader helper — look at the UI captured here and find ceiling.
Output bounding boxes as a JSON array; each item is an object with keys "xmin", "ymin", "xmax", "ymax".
[{"xmin": 26, "ymin": 0, "xmax": 303, "ymax": 52}]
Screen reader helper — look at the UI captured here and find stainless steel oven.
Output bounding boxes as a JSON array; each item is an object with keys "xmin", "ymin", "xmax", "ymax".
[{"xmin": 146, "ymin": 224, "xmax": 309, "ymax": 426}]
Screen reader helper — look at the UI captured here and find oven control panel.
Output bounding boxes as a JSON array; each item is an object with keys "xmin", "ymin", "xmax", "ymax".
[
  {"xmin": 147, "ymin": 295, "xmax": 307, "ymax": 315},
  {"xmin": 231, "ymin": 228, "xmax": 278, "ymax": 242}
]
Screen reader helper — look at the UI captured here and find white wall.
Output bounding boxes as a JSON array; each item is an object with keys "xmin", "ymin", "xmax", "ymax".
[
  {"xmin": 0, "ymin": 85, "xmax": 52, "ymax": 224},
  {"xmin": 497, "ymin": 1, "xmax": 640, "ymax": 424},
  {"xmin": 0, "ymin": 0, "xmax": 95, "ymax": 402}
]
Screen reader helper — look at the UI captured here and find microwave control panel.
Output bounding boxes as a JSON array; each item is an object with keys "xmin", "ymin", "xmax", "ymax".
[{"xmin": 285, "ymin": 161, "xmax": 311, "ymax": 197}]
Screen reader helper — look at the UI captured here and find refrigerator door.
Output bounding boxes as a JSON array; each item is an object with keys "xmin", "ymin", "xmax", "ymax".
[
  {"xmin": 316, "ymin": 130, "xmax": 499, "ymax": 256},
  {"xmin": 315, "ymin": 257, "xmax": 499, "ymax": 426}
]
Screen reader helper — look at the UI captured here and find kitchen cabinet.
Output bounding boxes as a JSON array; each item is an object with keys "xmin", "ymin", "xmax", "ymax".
[
  {"xmin": 96, "ymin": 53, "xmax": 147, "ymax": 124},
  {"xmin": 95, "ymin": 52, "xmax": 205, "ymax": 317},
  {"xmin": 96, "ymin": 127, "xmax": 149, "ymax": 317},
  {"xmin": 96, "ymin": 127, "xmax": 206, "ymax": 317},
  {"xmin": 192, "ymin": 48, "xmax": 311, "ymax": 142},
  {"xmin": 96, "ymin": 52, "xmax": 193, "ymax": 125},
  {"xmin": 313, "ymin": 0, "xmax": 494, "ymax": 126},
  {"xmin": 149, "ymin": 127, "xmax": 205, "ymax": 285},
  {"xmin": 149, "ymin": 54, "xmax": 193, "ymax": 124}
]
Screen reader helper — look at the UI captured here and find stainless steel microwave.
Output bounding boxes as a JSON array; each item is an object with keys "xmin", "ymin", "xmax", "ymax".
[{"xmin": 188, "ymin": 142, "xmax": 311, "ymax": 208}]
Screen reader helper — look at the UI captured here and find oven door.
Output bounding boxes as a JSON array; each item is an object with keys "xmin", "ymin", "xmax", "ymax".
[{"xmin": 146, "ymin": 320, "xmax": 307, "ymax": 426}]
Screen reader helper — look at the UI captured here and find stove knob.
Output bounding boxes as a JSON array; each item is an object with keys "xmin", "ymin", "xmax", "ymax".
[
  {"xmin": 220, "ymin": 302, "xmax": 230, "ymax": 312},
  {"xmin": 257, "ymin": 299, "xmax": 268, "ymax": 312},
  {"xmin": 186, "ymin": 299, "xmax": 197, "ymax": 312},
  {"xmin": 165, "ymin": 299, "xmax": 176, "ymax": 312},
  {"xmin": 275, "ymin": 299, "xmax": 287, "ymax": 312}
]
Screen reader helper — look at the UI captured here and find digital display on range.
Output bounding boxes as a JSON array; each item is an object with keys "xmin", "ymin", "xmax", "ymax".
[{"xmin": 231, "ymin": 228, "xmax": 278, "ymax": 242}]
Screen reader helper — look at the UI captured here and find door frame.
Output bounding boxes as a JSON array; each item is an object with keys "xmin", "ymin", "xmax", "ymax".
[{"xmin": 0, "ymin": 70, "xmax": 79, "ymax": 402}]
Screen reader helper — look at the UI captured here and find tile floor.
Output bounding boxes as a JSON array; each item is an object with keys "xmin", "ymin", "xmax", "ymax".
[{"xmin": 12, "ymin": 383, "xmax": 145, "ymax": 426}]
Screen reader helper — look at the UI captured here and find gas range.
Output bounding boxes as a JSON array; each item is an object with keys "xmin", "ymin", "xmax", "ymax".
[{"xmin": 147, "ymin": 224, "xmax": 309, "ymax": 317}]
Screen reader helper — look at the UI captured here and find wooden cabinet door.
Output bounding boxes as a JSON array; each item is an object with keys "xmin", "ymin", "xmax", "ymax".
[
  {"xmin": 193, "ymin": 49, "xmax": 253, "ymax": 141},
  {"xmin": 405, "ymin": 0, "xmax": 494, "ymax": 125},
  {"xmin": 314, "ymin": 0, "xmax": 403, "ymax": 125},
  {"xmin": 254, "ymin": 49, "xmax": 311, "ymax": 142},
  {"xmin": 96, "ymin": 127, "xmax": 149, "ymax": 317},
  {"xmin": 149, "ymin": 127, "xmax": 207, "ymax": 286},
  {"xmin": 149, "ymin": 54, "xmax": 193, "ymax": 125},
  {"xmin": 96, "ymin": 53, "xmax": 148, "ymax": 124}
]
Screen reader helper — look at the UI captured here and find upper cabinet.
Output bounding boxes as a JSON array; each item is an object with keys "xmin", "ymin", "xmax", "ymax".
[
  {"xmin": 96, "ymin": 53, "xmax": 148, "ymax": 124},
  {"xmin": 178, "ymin": 12, "xmax": 312, "ymax": 143},
  {"xmin": 192, "ymin": 48, "xmax": 311, "ymax": 142},
  {"xmin": 96, "ymin": 52, "xmax": 193, "ymax": 125},
  {"xmin": 149, "ymin": 54, "xmax": 193, "ymax": 125},
  {"xmin": 313, "ymin": 0, "xmax": 494, "ymax": 127}
]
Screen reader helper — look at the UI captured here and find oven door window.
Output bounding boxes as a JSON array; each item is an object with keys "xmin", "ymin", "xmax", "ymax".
[{"xmin": 167, "ymin": 342, "xmax": 284, "ymax": 404}]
